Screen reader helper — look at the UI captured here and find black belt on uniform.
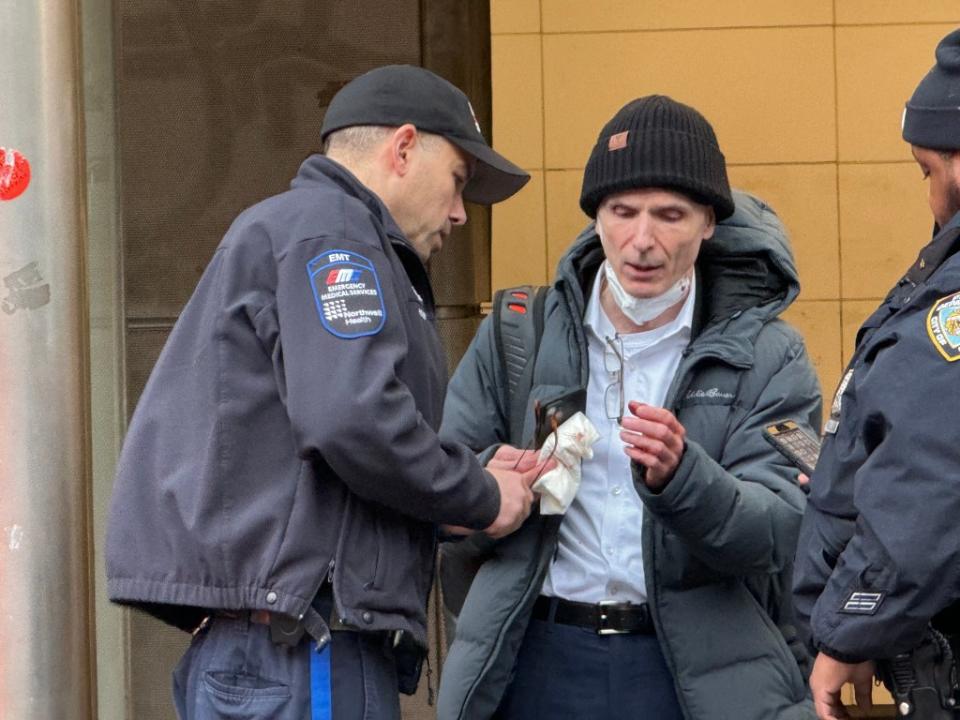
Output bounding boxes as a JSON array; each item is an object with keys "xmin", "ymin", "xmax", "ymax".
[
  {"xmin": 209, "ymin": 601, "xmax": 404, "ymax": 649},
  {"xmin": 532, "ymin": 595, "xmax": 655, "ymax": 635}
]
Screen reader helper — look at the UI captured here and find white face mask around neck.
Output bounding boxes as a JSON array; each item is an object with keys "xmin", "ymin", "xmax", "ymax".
[{"xmin": 602, "ymin": 260, "xmax": 692, "ymax": 327}]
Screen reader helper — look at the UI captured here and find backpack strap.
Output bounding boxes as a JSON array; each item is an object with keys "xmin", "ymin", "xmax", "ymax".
[{"xmin": 492, "ymin": 285, "xmax": 549, "ymax": 445}]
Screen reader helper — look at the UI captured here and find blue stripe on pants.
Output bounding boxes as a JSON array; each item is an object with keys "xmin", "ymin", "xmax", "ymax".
[
  {"xmin": 311, "ymin": 642, "xmax": 332, "ymax": 720},
  {"xmin": 172, "ymin": 615, "xmax": 402, "ymax": 719}
]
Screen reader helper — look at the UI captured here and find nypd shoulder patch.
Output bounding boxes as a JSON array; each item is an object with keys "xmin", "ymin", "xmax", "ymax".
[
  {"xmin": 307, "ymin": 249, "xmax": 386, "ymax": 338},
  {"xmin": 926, "ymin": 291, "xmax": 960, "ymax": 362}
]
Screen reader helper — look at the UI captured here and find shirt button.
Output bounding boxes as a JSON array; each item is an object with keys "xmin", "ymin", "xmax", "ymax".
[
  {"xmin": 604, "ymin": 546, "xmax": 614, "ymax": 556},
  {"xmin": 361, "ymin": 611, "xmax": 373, "ymax": 624},
  {"xmin": 265, "ymin": 591, "xmax": 278, "ymax": 604},
  {"xmin": 612, "ymin": 486, "xmax": 622, "ymax": 496}
]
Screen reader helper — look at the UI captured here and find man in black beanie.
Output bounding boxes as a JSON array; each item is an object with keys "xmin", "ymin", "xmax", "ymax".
[
  {"xmin": 794, "ymin": 27, "xmax": 960, "ymax": 720},
  {"xmin": 437, "ymin": 95, "xmax": 821, "ymax": 719}
]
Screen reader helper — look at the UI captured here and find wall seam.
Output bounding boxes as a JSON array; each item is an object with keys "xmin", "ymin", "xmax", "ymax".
[
  {"xmin": 529, "ymin": 20, "xmax": 954, "ymax": 36},
  {"xmin": 539, "ymin": 0, "xmax": 549, "ymax": 282},
  {"xmin": 833, "ymin": 0, "xmax": 845, "ymax": 376},
  {"xmin": 536, "ymin": 24, "xmax": 833, "ymax": 36}
]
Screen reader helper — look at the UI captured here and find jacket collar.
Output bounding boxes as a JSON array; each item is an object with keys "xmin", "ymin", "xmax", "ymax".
[
  {"xmin": 904, "ymin": 211, "xmax": 960, "ymax": 285},
  {"xmin": 290, "ymin": 154, "xmax": 408, "ymax": 244},
  {"xmin": 290, "ymin": 154, "xmax": 436, "ymax": 316}
]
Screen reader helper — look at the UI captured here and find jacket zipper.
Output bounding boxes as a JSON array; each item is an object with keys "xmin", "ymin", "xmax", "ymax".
[
  {"xmin": 645, "ymin": 344, "xmax": 748, "ymax": 720},
  {"xmin": 328, "ymin": 493, "xmax": 354, "ymax": 625},
  {"xmin": 298, "ymin": 558, "xmax": 335, "ymax": 627},
  {"xmin": 425, "ymin": 529, "xmax": 439, "ymax": 705}
]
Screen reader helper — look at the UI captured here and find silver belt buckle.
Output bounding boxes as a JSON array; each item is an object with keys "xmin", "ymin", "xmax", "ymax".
[{"xmin": 597, "ymin": 600, "xmax": 631, "ymax": 635}]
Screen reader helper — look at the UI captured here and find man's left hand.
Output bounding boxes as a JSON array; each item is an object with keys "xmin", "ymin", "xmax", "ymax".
[
  {"xmin": 485, "ymin": 444, "xmax": 541, "ymax": 473},
  {"xmin": 809, "ymin": 652, "xmax": 875, "ymax": 720},
  {"xmin": 619, "ymin": 402, "xmax": 685, "ymax": 491}
]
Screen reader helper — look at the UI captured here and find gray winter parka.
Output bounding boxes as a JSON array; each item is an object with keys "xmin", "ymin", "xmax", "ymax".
[{"xmin": 438, "ymin": 191, "xmax": 821, "ymax": 720}]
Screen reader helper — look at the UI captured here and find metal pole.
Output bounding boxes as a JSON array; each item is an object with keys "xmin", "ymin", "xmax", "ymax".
[{"xmin": 0, "ymin": 0, "xmax": 94, "ymax": 717}]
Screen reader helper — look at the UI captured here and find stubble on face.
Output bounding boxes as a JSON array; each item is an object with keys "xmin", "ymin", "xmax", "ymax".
[
  {"xmin": 912, "ymin": 146, "xmax": 960, "ymax": 229},
  {"xmin": 396, "ymin": 136, "xmax": 471, "ymax": 263},
  {"xmin": 946, "ymin": 179, "xmax": 960, "ymax": 227}
]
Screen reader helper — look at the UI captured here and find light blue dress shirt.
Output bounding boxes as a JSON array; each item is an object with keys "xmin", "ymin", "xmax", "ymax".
[{"xmin": 540, "ymin": 265, "xmax": 694, "ymax": 603}]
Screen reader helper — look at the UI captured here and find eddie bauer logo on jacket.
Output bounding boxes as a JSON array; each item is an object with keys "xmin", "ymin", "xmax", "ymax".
[{"xmin": 685, "ymin": 387, "xmax": 734, "ymax": 401}]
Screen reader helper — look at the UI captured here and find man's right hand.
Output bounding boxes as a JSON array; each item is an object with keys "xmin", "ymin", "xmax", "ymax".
[
  {"xmin": 483, "ymin": 445, "xmax": 551, "ymax": 539},
  {"xmin": 810, "ymin": 652, "xmax": 875, "ymax": 720}
]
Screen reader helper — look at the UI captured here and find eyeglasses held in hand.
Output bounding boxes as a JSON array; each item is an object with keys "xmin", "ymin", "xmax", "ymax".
[
  {"xmin": 511, "ymin": 399, "xmax": 562, "ymax": 482},
  {"xmin": 604, "ymin": 335, "xmax": 624, "ymax": 424}
]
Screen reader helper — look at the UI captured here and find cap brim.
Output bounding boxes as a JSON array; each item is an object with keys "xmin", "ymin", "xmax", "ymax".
[{"xmin": 448, "ymin": 137, "xmax": 531, "ymax": 205}]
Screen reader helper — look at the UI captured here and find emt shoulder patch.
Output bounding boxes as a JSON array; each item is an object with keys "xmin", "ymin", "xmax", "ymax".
[
  {"xmin": 926, "ymin": 291, "xmax": 960, "ymax": 362},
  {"xmin": 307, "ymin": 249, "xmax": 386, "ymax": 338},
  {"xmin": 841, "ymin": 591, "xmax": 884, "ymax": 615}
]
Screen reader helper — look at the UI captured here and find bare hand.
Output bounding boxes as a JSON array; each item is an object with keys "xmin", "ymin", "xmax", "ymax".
[
  {"xmin": 486, "ymin": 444, "xmax": 541, "ymax": 474},
  {"xmin": 442, "ymin": 446, "xmax": 543, "ymax": 537},
  {"xmin": 483, "ymin": 454, "xmax": 554, "ymax": 539},
  {"xmin": 619, "ymin": 402, "xmax": 686, "ymax": 490},
  {"xmin": 809, "ymin": 653, "xmax": 875, "ymax": 720}
]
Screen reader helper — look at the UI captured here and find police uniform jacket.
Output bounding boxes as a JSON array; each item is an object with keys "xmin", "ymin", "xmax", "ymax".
[
  {"xmin": 105, "ymin": 155, "xmax": 500, "ymax": 654},
  {"xmin": 438, "ymin": 191, "xmax": 821, "ymax": 720},
  {"xmin": 794, "ymin": 211, "xmax": 960, "ymax": 662}
]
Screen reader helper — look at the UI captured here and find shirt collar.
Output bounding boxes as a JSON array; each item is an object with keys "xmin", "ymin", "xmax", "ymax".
[{"xmin": 583, "ymin": 262, "xmax": 696, "ymax": 345}]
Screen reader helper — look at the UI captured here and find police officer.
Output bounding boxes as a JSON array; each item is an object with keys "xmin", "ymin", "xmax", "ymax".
[
  {"xmin": 105, "ymin": 65, "xmax": 548, "ymax": 719},
  {"xmin": 794, "ymin": 28, "xmax": 960, "ymax": 720}
]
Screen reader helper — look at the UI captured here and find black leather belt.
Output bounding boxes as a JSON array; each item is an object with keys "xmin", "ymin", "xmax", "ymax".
[{"xmin": 532, "ymin": 595, "xmax": 655, "ymax": 635}]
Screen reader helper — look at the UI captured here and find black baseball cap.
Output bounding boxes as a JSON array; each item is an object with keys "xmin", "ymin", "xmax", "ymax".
[{"xmin": 320, "ymin": 65, "xmax": 530, "ymax": 205}]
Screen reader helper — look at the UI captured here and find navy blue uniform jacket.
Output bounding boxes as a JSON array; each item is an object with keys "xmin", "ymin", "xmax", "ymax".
[
  {"xmin": 105, "ymin": 155, "xmax": 499, "ymax": 652},
  {"xmin": 794, "ymin": 211, "xmax": 960, "ymax": 662}
]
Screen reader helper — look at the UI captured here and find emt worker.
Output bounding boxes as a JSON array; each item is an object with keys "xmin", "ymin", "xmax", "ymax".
[
  {"xmin": 438, "ymin": 95, "xmax": 821, "ymax": 720},
  {"xmin": 794, "ymin": 27, "xmax": 960, "ymax": 720},
  {"xmin": 105, "ymin": 65, "xmax": 546, "ymax": 720}
]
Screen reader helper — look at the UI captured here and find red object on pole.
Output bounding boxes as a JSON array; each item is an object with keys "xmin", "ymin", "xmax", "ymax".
[{"xmin": 0, "ymin": 148, "xmax": 31, "ymax": 200}]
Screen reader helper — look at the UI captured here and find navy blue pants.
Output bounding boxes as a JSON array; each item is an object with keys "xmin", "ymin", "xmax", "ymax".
[
  {"xmin": 172, "ymin": 614, "xmax": 401, "ymax": 720},
  {"xmin": 496, "ymin": 618, "xmax": 684, "ymax": 720}
]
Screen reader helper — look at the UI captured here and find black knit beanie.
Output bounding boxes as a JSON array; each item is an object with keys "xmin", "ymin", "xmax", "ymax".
[
  {"xmin": 903, "ymin": 28, "xmax": 960, "ymax": 150},
  {"xmin": 579, "ymin": 95, "xmax": 734, "ymax": 220}
]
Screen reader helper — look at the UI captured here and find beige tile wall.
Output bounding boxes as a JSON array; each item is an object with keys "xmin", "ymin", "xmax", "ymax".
[{"xmin": 489, "ymin": 0, "xmax": 960, "ymax": 410}]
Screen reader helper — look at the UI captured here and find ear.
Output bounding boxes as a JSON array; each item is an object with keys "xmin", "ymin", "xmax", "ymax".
[
  {"xmin": 388, "ymin": 124, "xmax": 419, "ymax": 177},
  {"xmin": 948, "ymin": 149, "xmax": 960, "ymax": 177},
  {"xmin": 702, "ymin": 206, "xmax": 717, "ymax": 241}
]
